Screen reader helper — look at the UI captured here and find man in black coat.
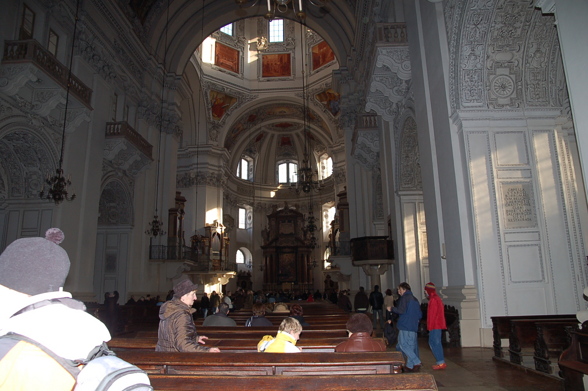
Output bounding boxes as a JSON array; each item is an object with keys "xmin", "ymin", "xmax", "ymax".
[{"xmin": 369, "ymin": 285, "xmax": 385, "ymax": 330}]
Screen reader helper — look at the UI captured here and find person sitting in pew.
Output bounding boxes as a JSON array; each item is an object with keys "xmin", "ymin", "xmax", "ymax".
[
  {"xmin": 202, "ymin": 303, "xmax": 236, "ymax": 327},
  {"xmin": 258, "ymin": 317, "xmax": 303, "ymax": 353},
  {"xmin": 335, "ymin": 313, "xmax": 387, "ymax": 352},
  {"xmin": 289, "ymin": 304, "xmax": 310, "ymax": 327},
  {"xmin": 156, "ymin": 276, "xmax": 220, "ymax": 353},
  {"xmin": 245, "ymin": 303, "xmax": 273, "ymax": 327}
]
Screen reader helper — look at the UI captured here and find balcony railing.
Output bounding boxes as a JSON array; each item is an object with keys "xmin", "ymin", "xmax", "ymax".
[
  {"xmin": 2, "ymin": 39, "xmax": 92, "ymax": 108},
  {"xmin": 377, "ymin": 23, "xmax": 408, "ymax": 45},
  {"xmin": 148, "ymin": 244, "xmax": 237, "ymax": 273},
  {"xmin": 106, "ymin": 122, "xmax": 153, "ymax": 159}
]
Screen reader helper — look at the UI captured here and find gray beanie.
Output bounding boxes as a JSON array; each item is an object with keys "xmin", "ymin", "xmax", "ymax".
[{"xmin": 0, "ymin": 228, "xmax": 70, "ymax": 296}]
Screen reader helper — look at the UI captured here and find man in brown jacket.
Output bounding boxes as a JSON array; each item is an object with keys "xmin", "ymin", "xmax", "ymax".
[
  {"xmin": 335, "ymin": 313, "xmax": 386, "ymax": 352},
  {"xmin": 156, "ymin": 276, "xmax": 220, "ymax": 352}
]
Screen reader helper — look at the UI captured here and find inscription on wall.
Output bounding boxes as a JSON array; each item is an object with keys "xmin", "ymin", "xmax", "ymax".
[{"xmin": 501, "ymin": 183, "xmax": 537, "ymax": 229}]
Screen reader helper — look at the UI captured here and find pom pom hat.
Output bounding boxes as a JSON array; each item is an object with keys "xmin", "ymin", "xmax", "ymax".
[{"xmin": 0, "ymin": 228, "xmax": 70, "ymax": 296}]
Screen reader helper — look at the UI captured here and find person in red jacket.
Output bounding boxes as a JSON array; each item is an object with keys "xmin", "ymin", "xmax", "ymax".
[{"xmin": 424, "ymin": 282, "xmax": 447, "ymax": 370}]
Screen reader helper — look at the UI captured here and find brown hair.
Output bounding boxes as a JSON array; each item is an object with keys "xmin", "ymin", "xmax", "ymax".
[
  {"xmin": 289, "ymin": 304, "xmax": 303, "ymax": 317},
  {"xmin": 346, "ymin": 313, "xmax": 373, "ymax": 334},
  {"xmin": 253, "ymin": 303, "xmax": 266, "ymax": 316}
]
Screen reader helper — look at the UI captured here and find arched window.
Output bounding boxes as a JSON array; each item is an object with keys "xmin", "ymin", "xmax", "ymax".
[
  {"xmin": 278, "ymin": 161, "xmax": 297, "ymax": 184},
  {"xmin": 237, "ymin": 156, "xmax": 253, "ymax": 181},
  {"xmin": 319, "ymin": 155, "xmax": 333, "ymax": 180},
  {"xmin": 236, "ymin": 249, "xmax": 245, "ymax": 264}
]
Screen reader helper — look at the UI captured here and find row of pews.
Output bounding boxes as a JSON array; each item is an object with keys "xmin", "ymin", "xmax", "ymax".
[
  {"xmin": 109, "ymin": 301, "xmax": 439, "ymax": 391},
  {"xmin": 491, "ymin": 313, "xmax": 588, "ymax": 389}
]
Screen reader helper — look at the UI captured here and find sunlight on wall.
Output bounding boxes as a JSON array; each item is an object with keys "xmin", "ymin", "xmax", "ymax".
[{"xmin": 206, "ymin": 207, "xmax": 220, "ymax": 224}]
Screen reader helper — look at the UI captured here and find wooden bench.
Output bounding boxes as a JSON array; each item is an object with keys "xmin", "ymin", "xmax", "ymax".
[
  {"xmin": 134, "ymin": 327, "xmax": 349, "ymax": 339},
  {"xmin": 109, "ymin": 337, "xmax": 346, "ymax": 352},
  {"xmin": 116, "ymin": 351, "xmax": 405, "ymax": 376},
  {"xmin": 533, "ymin": 320, "xmax": 578, "ymax": 374},
  {"xmin": 491, "ymin": 314, "xmax": 575, "ymax": 358},
  {"xmin": 147, "ymin": 373, "xmax": 438, "ymax": 391},
  {"xmin": 508, "ymin": 318, "xmax": 577, "ymax": 365},
  {"xmin": 558, "ymin": 325, "xmax": 588, "ymax": 390}
]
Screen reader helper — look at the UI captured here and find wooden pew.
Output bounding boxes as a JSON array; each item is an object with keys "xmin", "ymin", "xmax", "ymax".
[
  {"xmin": 147, "ymin": 373, "xmax": 438, "ymax": 391},
  {"xmin": 134, "ymin": 327, "xmax": 349, "ymax": 339},
  {"xmin": 533, "ymin": 320, "xmax": 578, "ymax": 374},
  {"xmin": 491, "ymin": 314, "xmax": 575, "ymax": 358},
  {"xmin": 508, "ymin": 318, "xmax": 577, "ymax": 365},
  {"xmin": 116, "ymin": 351, "xmax": 405, "ymax": 376},
  {"xmin": 558, "ymin": 325, "xmax": 588, "ymax": 391},
  {"xmin": 109, "ymin": 337, "xmax": 346, "ymax": 352}
]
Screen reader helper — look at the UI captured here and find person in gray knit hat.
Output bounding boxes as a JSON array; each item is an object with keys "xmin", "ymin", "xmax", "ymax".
[
  {"xmin": 0, "ymin": 228, "xmax": 117, "ymax": 389},
  {"xmin": 156, "ymin": 275, "xmax": 220, "ymax": 352}
]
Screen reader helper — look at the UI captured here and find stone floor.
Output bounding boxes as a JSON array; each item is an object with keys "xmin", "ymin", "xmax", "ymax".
[{"xmin": 380, "ymin": 332, "xmax": 564, "ymax": 390}]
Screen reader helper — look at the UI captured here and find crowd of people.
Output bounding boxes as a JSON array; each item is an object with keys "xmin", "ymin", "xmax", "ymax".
[{"xmin": 154, "ymin": 278, "xmax": 448, "ymax": 374}]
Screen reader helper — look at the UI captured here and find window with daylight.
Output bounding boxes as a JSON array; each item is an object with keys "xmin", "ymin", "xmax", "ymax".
[
  {"xmin": 269, "ymin": 19, "xmax": 283, "ymax": 43},
  {"xmin": 319, "ymin": 155, "xmax": 333, "ymax": 180},
  {"xmin": 238, "ymin": 207, "xmax": 246, "ymax": 229},
  {"xmin": 220, "ymin": 23, "xmax": 233, "ymax": 36},
  {"xmin": 278, "ymin": 161, "xmax": 298, "ymax": 184},
  {"xmin": 237, "ymin": 157, "xmax": 253, "ymax": 181},
  {"xmin": 236, "ymin": 249, "xmax": 245, "ymax": 264},
  {"xmin": 48, "ymin": 29, "xmax": 59, "ymax": 56}
]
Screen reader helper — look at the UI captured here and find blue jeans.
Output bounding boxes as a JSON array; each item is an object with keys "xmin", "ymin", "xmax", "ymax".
[
  {"xmin": 372, "ymin": 309, "xmax": 385, "ymax": 329},
  {"xmin": 429, "ymin": 329, "xmax": 445, "ymax": 364},
  {"xmin": 397, "ymin": 330, "xmax": 421, "ymax": 369}
]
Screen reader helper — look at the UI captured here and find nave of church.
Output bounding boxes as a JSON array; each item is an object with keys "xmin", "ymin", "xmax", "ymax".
[{"xmin": 1, "ymin": 0, "xmax": 588, "ymax": 352}]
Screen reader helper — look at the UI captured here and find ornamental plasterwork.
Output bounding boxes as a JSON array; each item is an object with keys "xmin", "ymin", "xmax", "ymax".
[
  {"xmin": 176, "ymin": 171, "xmax": 226, "ymax": 188},
  {"xmin": 353, "ymin": 128, "xmax": 380, "ymax": 171},
  {"xmin": 98, "ymin": 179, "xmax": 133, "ymax": 226},
  {"xmin": 77, "ymin": 30, "xmax": 118, "ymax": 82},
  {"xmin": 333, "ymin": 166, "xmax": 347, "ymax": 186},
  {"xmin": 485, "ymin": 1, "xmax": 532, "ymax": 109},
  {"xmin": 0, "ymin": 130, "xmax": 54, "ymax": 199},
  {"xmin": 98, "ymin": 180, "xmax": 133, "ymax": 225},
  {"xmin": 399, "ymin": 116, "xmax": 422, "ymax": 191},
  {"xmin": 103, "ymin": 140, "xmax": 152, "ymax": 178},
  {"xmin": 458, "ymin": 0, "xmax": 493, "ymax": 108}
]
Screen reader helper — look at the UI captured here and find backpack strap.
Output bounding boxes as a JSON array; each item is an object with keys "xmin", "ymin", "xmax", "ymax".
[{"xmin": 1, "ymin": 332, "xmax": 81, "ymax": 378}]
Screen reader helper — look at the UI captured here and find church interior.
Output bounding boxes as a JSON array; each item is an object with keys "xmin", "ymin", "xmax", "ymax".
[{"xmin": 1, "ymin": 0, "xmax": 588, "ymax": 356}]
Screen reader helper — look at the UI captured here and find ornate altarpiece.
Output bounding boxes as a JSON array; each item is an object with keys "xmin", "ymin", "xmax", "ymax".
[{"xmin": 260, "ymin": 204, "xmax": 314, "ymax": 292}]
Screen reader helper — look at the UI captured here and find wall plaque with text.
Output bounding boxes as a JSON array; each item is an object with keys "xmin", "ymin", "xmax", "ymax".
[{"xmin": 501, "ymin": 182, "xmax": 537, "ymax": 229}]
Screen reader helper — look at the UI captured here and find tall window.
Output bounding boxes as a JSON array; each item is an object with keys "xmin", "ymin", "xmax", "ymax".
[
  {"xmin": 236, "ymin": 249, "xmax": 245, "ymax": 264},
  {"xmin": 269, "ymin": 19, "xmax": 283, "ymax": 43},
  {"xmin": 278, "ymin": 162, "xmax": 297, "ymax": 184},
  {"xmin": 220, "ymin": 23, "xmax": 233, "ymax": 36},
  {"xmin": 238, "ymin": 207, "xmax": 246, "ymax": 229},
  {"xmin": 48, "ymin": 29, "xmax": 59, "ymax": 56},
  {"xmin": 20, "ymin": 5, "xmax": 35, "ymax": 40},
  {"xmin": 319, "ymin": 155, "xmax": 333, "ymax": 180},
  {"xmin": 237, "ymin": 157, "xmax": 251, "ymax": 181}
]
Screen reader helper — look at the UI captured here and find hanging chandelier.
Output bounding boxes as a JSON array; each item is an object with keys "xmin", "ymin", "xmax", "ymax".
[
  {"xmin": 306, "ymin": 207, "xmax": 318, "ymax": 248},
  {"xmin": 234, "ymin": 0, "xmax": 329, "ymax": 20},
  {"xmin": 290, "ymin": 22, "xmax": 324, "ymax": 195},
  {"xmin": 146, "ymin": 0, "xmax": 170, "ymax": 238},
  {"xmin": 39, "ymin": 0, "xmax": 80, "ymax": 205},
  {"xmin": 145, "ymin": 215, "xmax": 166, "ymax": 237}
]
